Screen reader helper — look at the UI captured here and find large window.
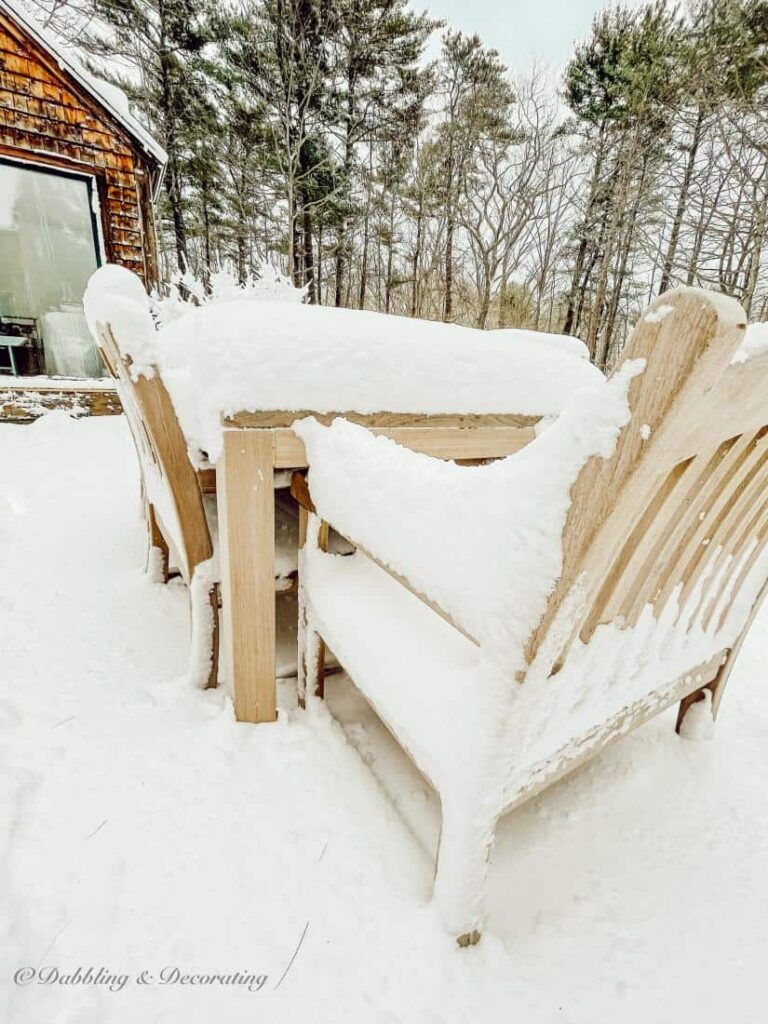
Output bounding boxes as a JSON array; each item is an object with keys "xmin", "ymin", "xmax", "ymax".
[{"xmin": 0, "ymin": 160, "xmax": 103, "ymax": 378}]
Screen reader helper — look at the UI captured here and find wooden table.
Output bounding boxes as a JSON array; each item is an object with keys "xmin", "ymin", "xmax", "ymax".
[{"xmin": 216, "ymin": 410, "xmax": 538, "ymax": 723}]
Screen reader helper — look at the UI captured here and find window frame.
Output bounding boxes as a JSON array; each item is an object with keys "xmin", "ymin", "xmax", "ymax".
[
  {"xmin": 0, "ymin": 155, "xmax": 107, "ymax": 378},
  {"xmin": 0, "ymin": 155, "xmax": 106, "ymax": 267}
]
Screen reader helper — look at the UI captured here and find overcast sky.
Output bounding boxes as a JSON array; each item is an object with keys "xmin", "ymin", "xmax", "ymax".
[{"xmin": 423, "ymin": 0, "xmax": 642, "ymax": 72}]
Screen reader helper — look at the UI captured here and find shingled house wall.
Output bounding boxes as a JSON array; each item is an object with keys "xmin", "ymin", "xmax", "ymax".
[{"xmin": 0, "ymin": 8, "xmax": 160, "ymax": 285}]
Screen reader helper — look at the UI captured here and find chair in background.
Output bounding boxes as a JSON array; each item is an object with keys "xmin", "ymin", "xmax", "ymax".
[
  {"xmin": 87, "ymin": 266, "xmax": 303, "ymax": 689},
  {"xmin": 93, "ymin": 318, "xmax": 220, "ymax": 688}
]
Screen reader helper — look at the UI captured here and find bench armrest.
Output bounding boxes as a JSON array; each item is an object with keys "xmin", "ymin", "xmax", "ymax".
[{"xmin": 292, "ymin": 364, "xmax": 636, "ymax": 667}]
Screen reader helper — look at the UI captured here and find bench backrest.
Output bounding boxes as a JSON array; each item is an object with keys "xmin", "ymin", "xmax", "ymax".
[
  {"xmin": 524, "ymin": 288, "xmax": 768, "ymax": 687},
  {"xmin": 93, "ymin": 318, "xmax": 213, "ymax": 583}
]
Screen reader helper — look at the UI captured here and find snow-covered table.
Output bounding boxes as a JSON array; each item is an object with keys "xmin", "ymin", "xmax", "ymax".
[
  {"xmin": 82, "ymin": 267, "xmax": 604, "ymax": 724},
  {"xmin": 157, "ymin": 302, "xmax": 606, "ymax": 724}
]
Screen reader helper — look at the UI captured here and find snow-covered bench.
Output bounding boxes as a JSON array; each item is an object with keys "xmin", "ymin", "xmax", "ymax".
[
  {"xmin": 294, "ymin": 287, "xmax": 768, "ymax": 945},
  {"xmin": 83, "ymin": 266, "xmax": 301, "ymax": 689}
]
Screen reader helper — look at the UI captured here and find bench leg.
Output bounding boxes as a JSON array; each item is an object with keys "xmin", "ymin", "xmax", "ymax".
[
  {"xmin": 675, "ymin": 684, "xmax": 715, "ymax": 736},
  {"xmin": 298, "ymin": 620, "xmax": 326, "ymax": 707},
  {"xmin": 298, "ymin": 509, "xmax": 327, "ymax": 707},
  {"xmin": 186, "ymin": 562, "xmax": 219, "ymax": 689},
  {"xmin": 677, "ymin": 643, "xmax": 743, "ymax": 735},
  {"xmin": 145, "ymin": 502, "xmax": 170, "ymax": 583},
  {"xmin": 207, "ymin": 582, "xmax": 220, "ymax": 690},
  {"xmin": 677, "ymin": 576, "xmax": 768, "ymax": 734},
  {"xmin": 433, "ymin": 798, "xmax": 496, "ymax": 946}
]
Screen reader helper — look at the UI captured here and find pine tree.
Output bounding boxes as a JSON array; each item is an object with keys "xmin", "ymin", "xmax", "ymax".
[
  {"xmin": 562, "ymin": 2, "xmax": 684, "ymax": 365},
  {"xmin": 220, "ymin": 0, "xmax": 339, "ymax": 293},
  {"xmin": 83, "ymin": 0, "xmax": 221, "ymax": 273},
  {"xmin": 330, "ymin": 0, "xmax": 437, "ymax": 306}
]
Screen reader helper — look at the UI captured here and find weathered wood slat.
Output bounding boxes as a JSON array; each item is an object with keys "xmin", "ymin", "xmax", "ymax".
[
  {"xmin": 226, "ymin": 409, "xmax": 539, "ymax": 429},
  {"xmin": 274, "ymin": 424, "xmax": 535, "ymax": 468},
  {"xmin": 217, "ymin": 428, "xmax": 278, "ymax": 723}
]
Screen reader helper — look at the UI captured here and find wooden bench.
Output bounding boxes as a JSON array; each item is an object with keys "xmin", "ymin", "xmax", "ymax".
[{"xmin": 295, "ymin": 287, "xmax": 768, "ymax": 945}]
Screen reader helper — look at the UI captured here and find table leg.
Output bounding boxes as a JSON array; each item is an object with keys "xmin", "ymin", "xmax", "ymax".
[{"xmin": 217, "ymin": 428, "xmax": 277, "ymax": 723}]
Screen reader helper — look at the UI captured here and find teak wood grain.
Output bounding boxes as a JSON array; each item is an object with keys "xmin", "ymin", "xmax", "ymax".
[
  {"xmin": 522, "ymin": 289, "xmax": 752, "ymax": 677},
  {"xmin": 217, "ymin": 429, "xmax": 277, "ymax": 723}
]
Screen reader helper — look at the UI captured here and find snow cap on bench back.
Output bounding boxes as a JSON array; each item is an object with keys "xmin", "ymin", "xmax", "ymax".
[{"xmin": 84, "ymin": 264, "xmax": 157, "ymax": 380}]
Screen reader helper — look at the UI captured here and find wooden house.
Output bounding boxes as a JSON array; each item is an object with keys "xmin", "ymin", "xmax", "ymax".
[{"xmin": 0, "ymin": 0, "xmax": 166, "ymax": 382}]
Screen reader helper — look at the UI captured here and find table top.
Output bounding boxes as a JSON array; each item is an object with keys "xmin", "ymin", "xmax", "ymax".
[{"xmin": 157, "ymin": 300, "xmax": 603, "ymax": 463}]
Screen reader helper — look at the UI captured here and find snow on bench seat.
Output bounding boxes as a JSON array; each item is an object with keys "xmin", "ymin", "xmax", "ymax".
[{"xmin": 303, "ymin": 546, "xmax": 497, "ymax": 795}]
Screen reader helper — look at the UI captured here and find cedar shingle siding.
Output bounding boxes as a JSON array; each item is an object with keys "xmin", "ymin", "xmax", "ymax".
[{"xmin": 0, "ymin": 10, "xmax": 159, "ymax": 284}]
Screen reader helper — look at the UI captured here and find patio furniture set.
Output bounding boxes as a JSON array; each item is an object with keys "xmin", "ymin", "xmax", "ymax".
[{"xmin": 84, "ymin": 267, "xmax": 768, "ymax": 946}]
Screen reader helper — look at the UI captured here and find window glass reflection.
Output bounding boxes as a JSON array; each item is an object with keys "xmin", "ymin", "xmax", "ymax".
[{"xmin": 0, "ymin": 161, "xmax": 103, "ymax": 378}]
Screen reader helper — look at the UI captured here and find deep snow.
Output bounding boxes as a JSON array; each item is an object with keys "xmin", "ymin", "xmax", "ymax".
[{"xmin": 3, "ymin": 413, "xmax": 768, "ymax": 1023}]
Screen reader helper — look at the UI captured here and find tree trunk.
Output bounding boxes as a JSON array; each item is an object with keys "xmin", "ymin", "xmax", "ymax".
[
  {"xmin": 316, "ymin": 222, "xmax": 324, "ymax": 304},
  {"xmin": 589, "ymin": 137, "xmax": 636, "ymax": 366},
  {"xmin": 743, "ymin": 173, "xmax": 768, "ymax": 317},
  {"xmin": 411, "ymin": 191, "xmax": 423, "ymax": 318},
  {"xmin": 562, "ymin": 127, "xmax": 607, "ymax": 334},
  {"xmin": 443, "ymin": 131, "xmax": 456, "ymax": 323},
  {"xmin": 165, "ymin": 158, "xmax": 188, "ymax": 273},
  {"xmin": 286, "ymin": 175, "xmax": 297, "ymax": 285},
  {"xmin": 292, "ymin": 202, "xmax": 302, "ymax": 286},
  {"xmin": 603, "ymin": 156, "xmax": 650, "ymax": 364},
  {"xmin": 334, "ymin": 238, "xmax": 345, "ymax": 307},
  {"xmin": 476, "ymin": 254, "xmax": 491, "ymax": 328},
  {"xmin": 562, "ymin": 233, "xmax": 589, "ymax": 335},
  {"xmin": 358, "ymin": 146, "xmax": 373, "ymax": 309},
  {"xmin": 303, "ymin": 202, "xmax": 316, "ymax": 303},
  {"xmin": 384, "ymin": 186, "xmax": 397, "ymax": 313},
  {"xmin": 235, "ymin": 163, "xmax": 248, "ymax": 286},
  {"xmin": 201, "ymin": 175, "xmax": 213, "ymax": 290},
  {"xmin": 659, "ymin": 107, "xmax": 704, "ymax": 294},
  {"xmin": 444, "ymin": 214, "xmax": 454, "ymax": 322},
  {"xmin": 335, "ymin": 75, "xmax": 357, "ymax": 307},
  {"xmin": 236, "ymin": 233, "xmax": 247, "ymax": 286},
  {"xmin": 686, "ymin": 221, "xmax": 706, "ymax": 285},
  {"xmin": 158, "ymin": 13, "xmax": 187, "ymax": 274},
  {"xmin": 497, "ymin": 245, "xmax": 509, "ymax": 328}
]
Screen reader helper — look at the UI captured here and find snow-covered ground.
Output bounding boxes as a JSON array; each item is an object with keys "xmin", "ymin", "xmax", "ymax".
[{"xmin": 2, "ymin": 412, "xmax": 768, "ymax": 1023}]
